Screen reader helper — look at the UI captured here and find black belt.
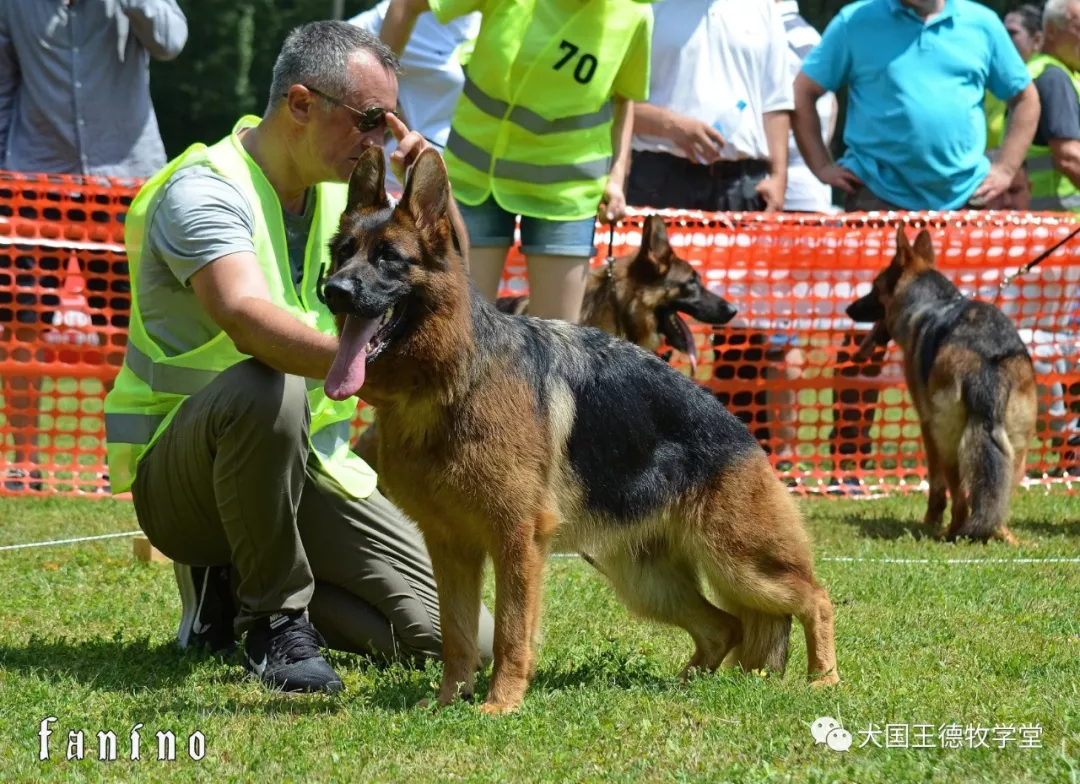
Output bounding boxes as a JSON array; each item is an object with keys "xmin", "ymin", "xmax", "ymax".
[{"xmin": 633, "ymin": 149, "xmax": 771, "ymax": 178}]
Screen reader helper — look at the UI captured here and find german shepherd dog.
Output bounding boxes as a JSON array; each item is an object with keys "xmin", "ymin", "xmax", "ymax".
[
  {"xmin": 322, "ymin": 147, "xmax": 839, "ymax": 713},
  {"xmin": 495, "ymin": 215, "xmax": 738, "ymax": 374},
  {"xmin": 846, "ymin": 225, "xmax": 1037, "ymax": 544}
]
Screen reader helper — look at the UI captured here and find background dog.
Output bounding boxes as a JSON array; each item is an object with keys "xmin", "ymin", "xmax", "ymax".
[
  {"xmin": 495, "ymin": 215, "xmax": 737, "ymax": 374},
  {"xmin": 847, "ymin": 225, "xmax": 1037, "ymax": 544},
  {"xmin": 323, "ymin": 147, "xmax": 838, "ymax": 714}
]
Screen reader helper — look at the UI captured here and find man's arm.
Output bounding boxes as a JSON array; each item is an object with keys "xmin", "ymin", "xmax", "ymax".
[
  {"xmin": 381, "ymin": 0, "xmax": 432, "ymax": 55},
  {"xmin": 1049, "ymin": 139, "xmax": 1080, "ymax": 188},
  {"xmin": 973, "ymin": 82, "xmax": 1039, "ymax": 204},
  {"xmin": 118, "ymin": 0, "xmax": 188, "ymax": 61},
  {"xmin": 633, "ymin": 104, "xmax": 725, "ymax": 164},
  {"xmin": 1028, "ymin": 67, "xmax": 1080, "ymax": 188},
  {"xmin": 0, "ymin": 6, "xmax": 18, "ymax": 162},
  {"xmin": 793, "ymin": 72, "xmax": 861, "ymax": 192},
  {"xmin": 190, "ymin": 253, "xmax": 338, "ymax": 380},
  {"xmin": 758, "ymin": 110, "xmax": 790, "ymax": 211},
  {"xmin": 600, "ymin": 97, "xmax": 633, "ymax": 220}
]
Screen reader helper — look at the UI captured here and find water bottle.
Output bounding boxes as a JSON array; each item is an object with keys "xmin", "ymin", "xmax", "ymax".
[{"xmin": 711, "ymin": 100, "xmax": 748, "ymax": 161}]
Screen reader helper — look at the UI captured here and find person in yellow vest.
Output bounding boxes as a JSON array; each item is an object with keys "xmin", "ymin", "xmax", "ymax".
[
  {"xmin": 102, "ymin": 21, "xmax": 493, "ymax": 694},
  {"xmin": 380, "ymin": 0, "xmax": 654, "ymax": 324},
  {"xmin": 1021, "ymin": 0, "xmax": 1080, "ymax": 211},
  {"xmin": 986, "ymin": 4, "xmax": 1044, "ymax": 152}
]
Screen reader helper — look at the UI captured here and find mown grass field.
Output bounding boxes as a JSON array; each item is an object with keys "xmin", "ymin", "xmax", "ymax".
[{"xmin": 1, "ymin": 492, "xmax": 1079, "ymax": 783}]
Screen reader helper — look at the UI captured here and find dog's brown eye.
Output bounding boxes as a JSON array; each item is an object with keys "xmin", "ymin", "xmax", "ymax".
[{"xmin": 336, "ymin": 237, "xmax": 357, "ymax": 261}]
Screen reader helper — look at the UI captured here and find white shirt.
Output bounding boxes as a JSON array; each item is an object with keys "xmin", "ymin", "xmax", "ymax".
[
  {"xmin": 632, "ymin": 0, "xmax": 794, "ymax": 162},
  {"xmin": 778, "ymin": 0, "xmax": 835, "ymax": 212},
  {"xmin": 350, "ymin": 0, "xmax": 480, "ymax": 191}
]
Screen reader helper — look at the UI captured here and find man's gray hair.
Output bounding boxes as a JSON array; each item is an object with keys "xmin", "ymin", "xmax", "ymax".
[
  {"xmin": 266, "ymin": 21, "xmax": 400, "ymax": 115},
  {"xmin": 1043, "ymin": 0, "xmax": 1078, "ymax": 32}
]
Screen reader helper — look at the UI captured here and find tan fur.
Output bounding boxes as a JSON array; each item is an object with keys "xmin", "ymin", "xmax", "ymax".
[{"xmin": 336, "ymin": 149, "xmax": 838, "ymax": 713}]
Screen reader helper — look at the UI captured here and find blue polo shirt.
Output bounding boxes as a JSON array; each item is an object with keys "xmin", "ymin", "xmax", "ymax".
[{"xmin": 800, "ymin": 0, "xmax": 1031, "ymax": 210}]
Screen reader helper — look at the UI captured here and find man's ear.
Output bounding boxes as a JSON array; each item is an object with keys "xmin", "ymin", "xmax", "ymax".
[
  {"xmin": 912, "ymin": 229, "xmax": 935, "ymax": 267},
  {"xmin": 401, "ymin": 148, "xmax": 449, "ymax": 233},
  {"xmin": 346, "ymin": 146, "xmax": 389, "ymax": 211}
]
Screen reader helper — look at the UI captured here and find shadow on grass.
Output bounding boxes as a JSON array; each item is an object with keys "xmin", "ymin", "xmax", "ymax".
[
  {"xmin": 358, "ymin": 645, "xmax": 675, "ymax": 713},
  {"xmin": 1012, "ymin": 518, "xmax": 1080, "ymax": 538},
  {"xmin": 0, "ymin": 635, "xmax": 209, "ymax": 692},
  {"xmin": 840, "ymin": 513, "xmax": 932, "ymax": 540}
]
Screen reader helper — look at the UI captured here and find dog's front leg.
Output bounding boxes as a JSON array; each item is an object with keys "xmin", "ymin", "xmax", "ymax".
[
  {"xmin": 426, "ymin": 536, "xmax": 485, "ymax": 707},
  {"xmin": 483, "ymin": 522, "xmax": 546, "ymax": 714}
]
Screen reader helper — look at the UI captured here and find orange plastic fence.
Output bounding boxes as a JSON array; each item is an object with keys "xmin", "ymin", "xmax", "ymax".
[{"xmin": 2, "ymin": 171, "xmax": 1078, "ymax": 498}]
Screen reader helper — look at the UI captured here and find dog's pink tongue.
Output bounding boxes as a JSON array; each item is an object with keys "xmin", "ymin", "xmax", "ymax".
[
  {"xmin": 677, "ymin": 317, "xmax": 698, "ymax": 375},
  {"xmin": 325, "ymin": 315, "xmax": 382, "ymax": 401}
]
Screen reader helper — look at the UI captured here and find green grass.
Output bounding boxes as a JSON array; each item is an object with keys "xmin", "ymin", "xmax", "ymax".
[{"xmin": 1, "ymin": 493, "xmax": 1079, "ymax": 782}]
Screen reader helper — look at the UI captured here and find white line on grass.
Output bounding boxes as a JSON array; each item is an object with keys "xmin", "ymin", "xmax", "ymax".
[
  {"xmin": 0, "ymin": 530, "xmax": 142, "ymax": 551},
  {"xmin": 550, "ymin": 553, "xmax": 1080, "ymax": 565},
  {"xmin": 2, "ymin": 533, "xmax": 1079, "ymax": 565}
]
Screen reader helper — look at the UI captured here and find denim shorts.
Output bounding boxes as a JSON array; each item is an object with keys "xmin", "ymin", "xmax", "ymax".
[{"xmin": 457, "ymin": 197, "xmax": 597, "ymax": 258}]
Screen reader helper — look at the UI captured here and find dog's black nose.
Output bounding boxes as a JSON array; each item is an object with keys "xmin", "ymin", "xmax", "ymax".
[
  {"xmin": 323, "ymin": 276, "xmax": 357, "ymax": 314},
  {"xmin": 720, "ymin": 301, "xmax": 738, "ymax": 322}
]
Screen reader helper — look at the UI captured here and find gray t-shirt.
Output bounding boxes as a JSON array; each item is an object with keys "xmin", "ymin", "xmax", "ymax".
[{"xmin": 140, "ymin": 164, "xmax": 314, "ymax": 356}]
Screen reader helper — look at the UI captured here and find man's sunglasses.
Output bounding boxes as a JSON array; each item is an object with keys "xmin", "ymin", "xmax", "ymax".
[{"xmin": 291, "ymin": 84, "xmax": 398, "ymax": 132}]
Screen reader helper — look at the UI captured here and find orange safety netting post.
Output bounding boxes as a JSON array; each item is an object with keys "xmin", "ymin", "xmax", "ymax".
[{"xmin": 2, "ymin": 172, "xmax": 1078, "ymax": 498}]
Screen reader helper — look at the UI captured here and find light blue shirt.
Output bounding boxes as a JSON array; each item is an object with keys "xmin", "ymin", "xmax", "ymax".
[{"xmin": 800, "ymin": 0, "xmax": 1031, "ymax": 210}]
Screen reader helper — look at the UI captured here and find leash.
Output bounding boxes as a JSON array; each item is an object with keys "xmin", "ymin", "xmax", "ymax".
[
  {"xmin": 604, "ymin": 220, "xmax": 630, "ymax": 339},
  {"xmin": 993, "ymin": 221, "xmax": 1080, "ymax": 304}
]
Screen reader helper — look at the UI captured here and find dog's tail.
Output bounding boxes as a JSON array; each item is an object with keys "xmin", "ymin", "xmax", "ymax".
[
  {"xmin": 732, "ymin": 610, "xmax": 792, "ymax": 675},
  {"xmin": 957, "ymin": 365, "xmax": 1015, "ymax": 541}
]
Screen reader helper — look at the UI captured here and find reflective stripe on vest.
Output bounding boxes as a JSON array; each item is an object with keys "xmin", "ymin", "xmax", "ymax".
[
  {"xmin": 446, "ymin": 129, "xmax": 612, "ymax": 184},
  {"xmin": 461, "ymin": 76, "xmax": 613, "ymax": 135},
  {"xmin": 104, "ymin": 412, "xmax": 167, "ymax": 444}
]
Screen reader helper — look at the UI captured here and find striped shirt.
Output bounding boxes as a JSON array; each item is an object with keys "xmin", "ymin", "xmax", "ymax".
[{"xmin": 777, "ymin": 0, "xmax": 835, "ymax": 212}]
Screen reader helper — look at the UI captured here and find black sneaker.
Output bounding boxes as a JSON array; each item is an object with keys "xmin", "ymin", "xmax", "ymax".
[
  {"xmin": 175, "ymin": 564, "xmax": 237, "ymax": 653},
  {"xmin": 243, "ymin": 611, "xmax": 343, "ymax": 694}
]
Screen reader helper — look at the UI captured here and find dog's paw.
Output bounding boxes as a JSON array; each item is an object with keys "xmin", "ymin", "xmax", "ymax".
[
  {"xmin": 809, "ymin": 671, "xmax": 840, "ymax": 688},
  {"xmin": 478, "ymin": 700, "xmax": 519, "ymax": 716}
]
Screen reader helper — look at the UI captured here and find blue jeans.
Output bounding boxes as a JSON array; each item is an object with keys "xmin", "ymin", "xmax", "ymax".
[{"xmin": 457, "ymin": 197, "xmax": 597, "ymax": 258}]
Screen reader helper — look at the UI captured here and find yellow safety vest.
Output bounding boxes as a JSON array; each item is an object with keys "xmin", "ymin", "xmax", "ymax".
[
  {"xmin": 103, "ymin": 116, "xmax": 377, "ymax": 499},
  {"xmin": 986, "ymin": 59, "xmax": 1039, "ymax": 153},
  {"xmin": 434, "ymin": 0, "xmax": 653, "ymax": 221},
  {"xmin": 1024, "ymin": 55, "xmax": 1080, "ymax": 212}
]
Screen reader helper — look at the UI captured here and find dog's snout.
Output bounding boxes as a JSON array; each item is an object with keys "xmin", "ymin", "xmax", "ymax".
[
  {"xmin": 324, "ymin": 276, "xmax": 358, "ymax": 314},
  {"xmin": 719, "ymin": 301, "xmax": 738, "ymax": 323}
]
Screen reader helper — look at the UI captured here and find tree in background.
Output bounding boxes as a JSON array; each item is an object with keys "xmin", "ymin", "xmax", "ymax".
[{"xmin": 148, "ymin": 0, "xmax": 1034, "ymax": 157}]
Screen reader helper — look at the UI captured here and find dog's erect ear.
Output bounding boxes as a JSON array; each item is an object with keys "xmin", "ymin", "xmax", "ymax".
[
  {"xmin": 401, "ymin": 148, "xmax": 449, "ymax": 232},
  {"xmin": 633, "ymin": 214, "xmax": 672, "ymax": 277},
  {"xmin": 912, "ymin": 229, "xmax": 935, "ymax": 266},
  {"xmin": 642, "ymin": 214, "xmax": 670, "ymax": 258},
  {"xmin": 347, "ymin": 146, "xmax": 389, "ymax": 212},
  {"xmin": 894, "ymin": 224, "xmax": 915, "ymax": 268}
]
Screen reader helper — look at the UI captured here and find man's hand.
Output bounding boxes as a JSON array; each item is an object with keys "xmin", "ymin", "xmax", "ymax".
[
  {"xmin": 386, "ymin": 112, "xmax": 431, "ymax": 183},
  {"xmin": 670, "ymin": 116, "xmax": 726, "ymax": 165},
  {"xmin": 814, "ymin": 163, "xmax": 863, "ymax": 194},
  {"xmin": 599, "ymin": 180, "xmax": 627, "ymax": 222},
  {"xmin": 970, "ymin": 161, "xmax": 1016, "ymax": 207},
  {"xmin": 755, "ymin": 175, "xmax": 786, "ymax": 212}
]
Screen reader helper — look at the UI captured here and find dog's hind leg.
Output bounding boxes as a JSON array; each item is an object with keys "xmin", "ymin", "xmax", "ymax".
[
  {"xmin": 426, "ymin": 535, "xmax": 487, "ymax": 708},
  {"xmin": 700, "ymin": 463, "xmax": 838, "ymax": 686},
  {"xmin": 921, "ymin": 425, "xmax": 947, "ymax": 535},
  {"xmin": 597, "ymin": 540, "xmax": 741, "ymax": 681}
]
